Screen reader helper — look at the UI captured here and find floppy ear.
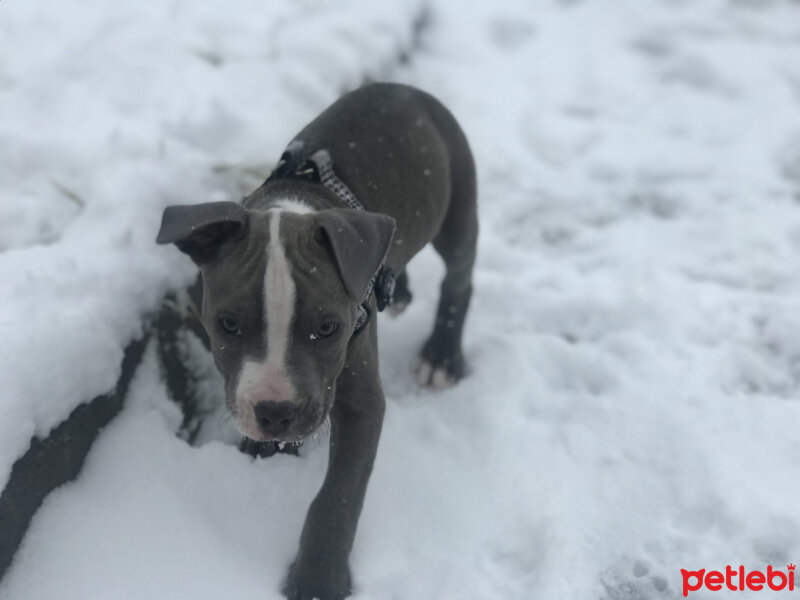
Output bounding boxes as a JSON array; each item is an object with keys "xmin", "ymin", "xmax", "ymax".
[
  {"xmin": 156, "ymin": 201, "xmax": 246, "ymax": 264},
  {"xmin": 316, "ymin": 208, "xmax": 396, "ymax": 301}
]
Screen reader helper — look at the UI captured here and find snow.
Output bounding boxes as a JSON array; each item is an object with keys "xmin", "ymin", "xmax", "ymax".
[{"xmin": 2, "ymin": 0, "xmax": 800, "ymax": 599}]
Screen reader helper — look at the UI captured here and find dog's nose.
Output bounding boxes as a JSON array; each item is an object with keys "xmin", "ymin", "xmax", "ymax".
[{"xmin": 253, "ymin": 401, "xmax": 298, "ymax": 437}]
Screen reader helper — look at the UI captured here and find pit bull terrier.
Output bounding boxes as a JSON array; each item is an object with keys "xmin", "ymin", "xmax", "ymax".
[{"xmin": 156, "ymin": 82, "xmax": 477, "ymax": 600}]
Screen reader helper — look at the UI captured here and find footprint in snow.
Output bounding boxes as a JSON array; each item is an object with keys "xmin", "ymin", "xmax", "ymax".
[{"xmin": 600, "ymin": 558, "xmax": 673, "ymax": 600}]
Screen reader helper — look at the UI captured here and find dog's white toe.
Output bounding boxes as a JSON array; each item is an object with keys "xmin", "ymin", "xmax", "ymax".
[
  {"xmin": 415, "ymin": 360, "xmax": 456, "ymax": 389},
  {"xmin": 416, "ymin": 360, "xmax": 433, "ymax": 386},
  {"xmin": 430, "ymin": 367, "xmax": 454, "ymax": 389}
]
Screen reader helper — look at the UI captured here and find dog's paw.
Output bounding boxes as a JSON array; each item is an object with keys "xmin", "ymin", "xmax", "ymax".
[
  {"xmin": 282, "ymin": 559, "xmax": 352, "ymax": 600},
  {"xmin": 415, "ymin": 359, "xmax": 457, "ymax": 389},
  {"xmin": 416, "ymin": 336, "xmax": 466, "ymax": 389},
  {"xmin": 415, "ymin": 353, "xmax": 465, "ymax": 390},
  {"xmin": 238, "ymin": 437, "xmax": 301, "ymax": 458}
]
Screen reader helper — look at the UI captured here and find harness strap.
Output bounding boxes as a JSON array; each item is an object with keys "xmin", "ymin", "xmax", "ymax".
[
  {"xmin": 311, "ymin": 149, "xmax": 364, "ymax": 211},
  {"xmin": 266, "ymin": 140, "xmax": 394, "ymax": 335}
]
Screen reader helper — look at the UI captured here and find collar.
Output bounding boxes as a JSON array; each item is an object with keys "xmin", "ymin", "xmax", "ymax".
[{"xmin": 266, "ymin": 140, "xmax": 395, "ymax": 335}]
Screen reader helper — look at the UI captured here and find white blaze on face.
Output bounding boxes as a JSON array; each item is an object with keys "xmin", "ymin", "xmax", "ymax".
[
  {"xmin": 235, "ymin": 210, "xmax": 298, "ymax": 436},
  {"xmin": 263, "ymin": 212, "xmax": 296, "ymax": 380}
]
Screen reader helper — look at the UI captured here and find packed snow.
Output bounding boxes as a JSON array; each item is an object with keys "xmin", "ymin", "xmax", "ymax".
[{"xmin": 1, "ymin": 1, "xmax": 799, "ymax": 599}]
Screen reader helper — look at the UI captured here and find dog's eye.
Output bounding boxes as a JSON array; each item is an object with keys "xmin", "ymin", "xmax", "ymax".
[
  {"xmin": 218, "ymin": 314, "xmax": 241, "ymax": 335},
  {"xmin": 316, "ymin": 320, "xmax": 339, "ymax": 338}
]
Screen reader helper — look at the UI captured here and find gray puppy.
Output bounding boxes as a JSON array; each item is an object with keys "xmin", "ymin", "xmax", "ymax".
[{"xmin": 157, "ymin": 83, "xmax": 477, "ymax": 600}]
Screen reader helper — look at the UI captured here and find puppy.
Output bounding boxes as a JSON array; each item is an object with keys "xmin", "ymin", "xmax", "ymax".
[{"xmin": 157, "ymin": 83, "xmax": 477, "ymax": 600}]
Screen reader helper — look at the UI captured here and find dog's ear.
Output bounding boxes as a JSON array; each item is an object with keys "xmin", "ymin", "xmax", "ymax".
[
  {"xmin": 316, "ymin": 208, "xmax": 396, "ymax": 302},
  {"xmin": 156, "ymin": 201, "xmax": 247, "ymax": 264}
]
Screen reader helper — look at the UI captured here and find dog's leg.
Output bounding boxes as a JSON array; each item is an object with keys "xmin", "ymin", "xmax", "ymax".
[
  {"xmin": 417, "ymin": 141, "xmax": 478, "ymax": 388},
  {"xmin": 283, "ymin": 333, "xmax": 385, "ymax": 600},
  {"xmin": 416, "ymin": 248, "xmax": 475, "ymax": 387}
]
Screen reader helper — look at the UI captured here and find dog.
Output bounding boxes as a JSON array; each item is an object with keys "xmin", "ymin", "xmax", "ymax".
[{"xmin": 156, "ymin": 82, "xmax": 477, "ymax": 600}]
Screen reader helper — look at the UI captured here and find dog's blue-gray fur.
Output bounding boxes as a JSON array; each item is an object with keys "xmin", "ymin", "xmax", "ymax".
[{"xmin": 157, "ymin": 83, "xmax": 477, "ymax": 600}]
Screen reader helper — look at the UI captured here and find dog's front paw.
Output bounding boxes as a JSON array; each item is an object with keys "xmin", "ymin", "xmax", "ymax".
[
  {"xmin": 282, "ymin": 559, "xmax": 352, "ymax": 600},
  {"xmin": 415, "ymin": 340, "xmax": 465, "ymax": 389}
]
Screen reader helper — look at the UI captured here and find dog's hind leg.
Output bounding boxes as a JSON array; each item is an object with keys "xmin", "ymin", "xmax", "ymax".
[{"xmin": 416, "ymin": 124, "xmax": 478, "ymax": 388}]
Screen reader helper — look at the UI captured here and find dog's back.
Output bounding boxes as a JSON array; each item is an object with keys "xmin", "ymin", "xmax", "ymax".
[{"xmin": 293, "ymin": 83, "xmax": 476, "ymax": 271}]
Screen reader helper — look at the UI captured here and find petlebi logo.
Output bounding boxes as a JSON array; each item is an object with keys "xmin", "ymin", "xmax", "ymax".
[{"xmin": 681, "ymin": 563, "xmax": 795, "ymax": 596}]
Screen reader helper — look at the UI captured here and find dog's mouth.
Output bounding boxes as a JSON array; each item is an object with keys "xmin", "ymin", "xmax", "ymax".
[
  {"xmin": 235, "ymin": 424, "xmax": 312, "ymax": 445},
  {"xmin": 248, "ymin": 427, "xmax": 310, "ymax": 444}
]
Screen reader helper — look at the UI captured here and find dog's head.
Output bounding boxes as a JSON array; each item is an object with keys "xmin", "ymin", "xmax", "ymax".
[{"xmin": 157, "ymin": 200, "xmax": 395, "ymax": 442}]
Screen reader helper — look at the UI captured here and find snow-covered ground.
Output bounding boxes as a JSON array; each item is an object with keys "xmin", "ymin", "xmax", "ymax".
[
  {"xmin": 0, "ymin": 0, "xmax": 423, "ymax": 492},
  {"xmin": 2, "ymin": 1, "xmax": 800, "ymax": 599}
]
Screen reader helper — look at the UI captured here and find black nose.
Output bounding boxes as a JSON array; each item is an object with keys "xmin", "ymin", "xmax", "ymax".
[{"xmin": 253, "ymin": 401, "xmax": 298, "ymax": 437}]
